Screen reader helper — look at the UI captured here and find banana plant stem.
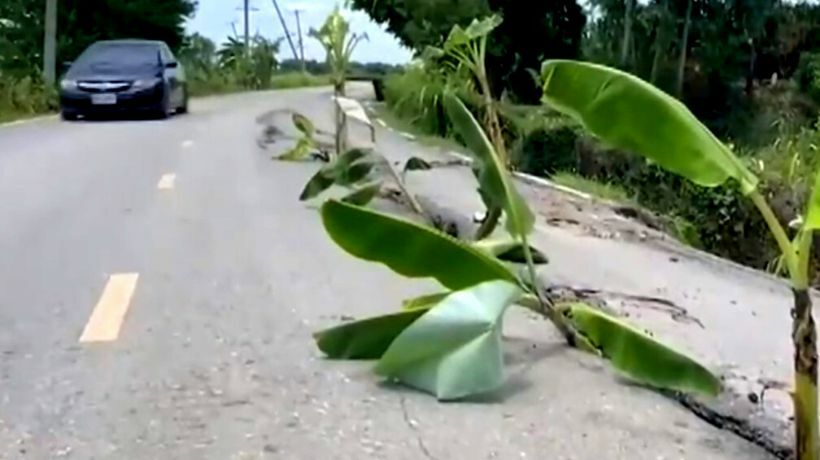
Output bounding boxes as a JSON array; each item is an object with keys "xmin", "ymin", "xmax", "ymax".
[
  {"xmin": 474, "ymin": 207, "xmax": 502, "ymax": 240},
  {"xmin": 750, "ymin": 190, "xmax": 798, "ymax": 282},
  {"xmin": 749, "ymin": 190, "xmax": 818, "ymax": 459},
  {"xmin": 381, "ymin": 158, "xmax": 426, "ymax": 217},
  {"xmin": 793, "ymin": 288, "xmax": 819, "ymax": 460}
]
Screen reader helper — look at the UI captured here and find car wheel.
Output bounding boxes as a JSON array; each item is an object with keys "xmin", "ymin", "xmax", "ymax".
[
  {"xmin": 61, "ymin": 111, "xmax": 79, "ymax": 121},
  {"xmin": 155, "ymin": 95, "xmax": 171, "ymax": 119},
  {"xmin": 177, "ymin": 89, "xmax": 189, "ymax": 114}
]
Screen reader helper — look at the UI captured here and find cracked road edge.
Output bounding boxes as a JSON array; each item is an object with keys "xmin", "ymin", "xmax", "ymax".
[{"xmin": 400, "ymin": 396, "xmax": 437, "ymax": 460}]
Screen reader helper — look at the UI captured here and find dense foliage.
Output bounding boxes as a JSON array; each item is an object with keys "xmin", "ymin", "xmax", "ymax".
[
  {"xmin": 0, "ymin": 0, "xmax": 195, "ymax": 117},
  {"xmin": 350, "ymin": 0, "xmax": 586, "ymax": 103},
  {"xmin": 372, "ymin": 0, "xmax": 820, "ymax": 277},
  {"xmin": 0, "ymin": 0, "xmax": 195, "ymax": 76}
]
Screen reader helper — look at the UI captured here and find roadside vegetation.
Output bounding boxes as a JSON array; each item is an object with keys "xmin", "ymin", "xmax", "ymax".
[
  {"xmin": 283, "ymin": 9, "xmax": 722, "ymax": 415},
  {"xmin": 177, "ymin": 33, "xmax": 331, "ymax": 97},
  {"xmin": 278, "ymin": 8, "xmax": 820, "ymax": 459},
  {"xmin": 0, "ymin": 1, "xmax": 397, "ymax": 121},
  {"xmin": 361, "ymin": 0, "xmax": 820, "ymax": 279}
]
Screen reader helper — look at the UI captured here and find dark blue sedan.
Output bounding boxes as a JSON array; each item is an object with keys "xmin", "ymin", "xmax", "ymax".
[{"xmin": 59, "ymin": 39, "xmax": 188, "ymax": 120}]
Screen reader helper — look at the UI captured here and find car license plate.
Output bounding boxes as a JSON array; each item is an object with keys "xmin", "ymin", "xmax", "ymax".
[{"xmin": 91, "ymin": 93, "xmax": 117, "ymax": 105}]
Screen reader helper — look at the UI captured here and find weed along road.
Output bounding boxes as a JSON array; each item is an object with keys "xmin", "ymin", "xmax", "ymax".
[{"xmin": 0, "ymin": 86, "xmax": 778, "ymax": 459}]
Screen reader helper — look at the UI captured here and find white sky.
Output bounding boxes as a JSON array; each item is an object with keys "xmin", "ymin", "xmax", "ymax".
[{"xmin": 185, "ymin": 0, "xmax": 413, "ymax": 64}]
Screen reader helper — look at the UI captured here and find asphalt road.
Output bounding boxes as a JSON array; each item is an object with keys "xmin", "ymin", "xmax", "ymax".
[{"xmin": 0, "ymin": 87, "xmax": 774, "ymax": 459}]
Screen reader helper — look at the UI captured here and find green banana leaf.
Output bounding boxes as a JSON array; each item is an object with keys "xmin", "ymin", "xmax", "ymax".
[
  {"xmin": 444, "ymin": 15, "xmax": 502, "ymax": 49},
  {"xmin": 278, "ymin": 137, "xmax": 315, "ymax": 161},
  {"xmin": 314, "ymin": 307, "xmax": 431, "ymax": 360},
  {"xmin": 473, "ymin": 239, "xmax": 549, "ymax": 264},
  {"xmin": 443, "ymin": 93, "xmax": 534, "ymax": 237},
  {"xmin": 562, "ymin": 303, "xmax": 721, "ymax": 396},
  {"xmin": 321, "ymin": 200, "xmax": 517, "ymax": 290},
  {"xmin": 299, "ymin": 149, "xmax": 374, "ymax": 201},
  {"xmin": 300, "ymin": 168, "xmax": 335, "ymax": 201},
  {"xmin": 541, "ymin": 60, "xmax": 758, "ymax": 194},
  {"xmin": 804, "ymin": 169, "xmax": 820, "ymax": 230},
  {"xmin": 376, "ymin": 280, "xmax": 521, "ymax": 400},
  {"xmin": 292, "ymin": 112, "xmax": 315, "ymax": 137},
  {"xmin": 401, "ymin": 292, "xmax": 450, "ymax": 310},
  {"xmin": 336, "ymin": 157, "xmax": 376, "ymax": 186},
  {"xmin": 342, "ymin": 181, "xmax": 382, "ymax": 205}
]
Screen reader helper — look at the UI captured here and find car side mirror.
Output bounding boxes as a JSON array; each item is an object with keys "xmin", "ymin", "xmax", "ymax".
[
  {"xmin": 61, "ymin": 61, "xmax": 73, "ymax": 72},
  {"xmin": 165, "ymin": 61, "xmax": 178, "ymax": 69}
]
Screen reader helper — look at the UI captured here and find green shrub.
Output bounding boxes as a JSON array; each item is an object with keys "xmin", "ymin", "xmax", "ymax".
[
  {"xmin": 0, "ymin": 73, "xmax": 57, "ymax": 121},
  {"xmin": 186, "ymin": 68, "xmax": 330, "ymax": 97},
  {"xmin": 573, "ymin": 138, "xmax": 776, "ymax": 266},
  {"xmin": 384, "ymin": 64, "xmax": 450, "ymax": 137},
  {"xmin": 797, "ymin": 52, "xmax": 820, "ymax": 104},
  {"xmin": 270, "ymin": 72, "xmax": 330, "ymax": 89},
  {"xmin": 550, "ymin": 172, "xmax": 633, "ymax": 204},
  {"xmin": 509, "ymin": 113, "xmax": 580, "ymax": 176}
]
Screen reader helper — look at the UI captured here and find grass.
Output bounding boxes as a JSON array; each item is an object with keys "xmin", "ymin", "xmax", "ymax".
[
  {"xmin": 371, "ymin": 103, "xmax": 470, "ymax": 154},
  {"xmin": 0, "ymin": 70, "xmax": 331, "ymax": 122},
  {"xmin": 188, "ymin": 71, "xmax": 331, "ymax": 97},
  {"xmin": 0, "ymin": 74, "xmax": 57, "ymax": 123},
  {"xmin": 270, "ymin": 72, "xmax": 331, "ymax": 89},
  {"xmin": 550, "ymin": 172, "xmax": 634, "ymax": 204}
]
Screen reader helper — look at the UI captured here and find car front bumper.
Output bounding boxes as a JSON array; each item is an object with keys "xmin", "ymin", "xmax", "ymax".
[{"xmin": 60, "ymin": 86, "xmax": 165, "ymax": 115}]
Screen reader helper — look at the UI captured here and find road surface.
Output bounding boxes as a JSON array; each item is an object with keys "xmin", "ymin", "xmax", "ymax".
[{"xmin": 0, "ymin": 86, "xmax": 774, "ymax": 459}]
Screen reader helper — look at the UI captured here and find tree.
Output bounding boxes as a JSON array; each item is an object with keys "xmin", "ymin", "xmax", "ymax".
[
  {"xmin": 675, "ymin": 0, "xmax": 694, "ymax": 97},
  {"xmin": 622, "ymin": 0, "xmax": 636, "ymax": 68},
  {"xmin": 350, "ymin": 0, "xmax": 586, "ymax": 103},
  {"xmin": 310, "ymin": 7, "xmax": 368, "ymax": 154},
  {"xmin": 484, "ymin": 0, "xmax": 586, "ymax": 102},
  {"xmin": 348, "ymin": 0, "xmax": 488, "ymax": 50},
  {"xmin": 217, "ymin": 36, "xmax": 247, "ymax": 69},
  {"xmin": 179, "ymin": 33, "xmax": 217, "ymax": 74},
  {"xmin": 649, "ymin": 0, "xmax": 672, "ymax": 83},
  {"xmin": 0, "ymin": 0, "xmax": 195, "ymax": 76}
]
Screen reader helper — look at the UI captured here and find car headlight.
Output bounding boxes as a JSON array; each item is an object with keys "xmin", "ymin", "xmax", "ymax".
[
  {"xmin": 132, "ymin": 78, "xmax": 160, "ymax": 89},
  {"xmin": 59, "ymin": 79, "xmax": 77, "ymax": 90}
]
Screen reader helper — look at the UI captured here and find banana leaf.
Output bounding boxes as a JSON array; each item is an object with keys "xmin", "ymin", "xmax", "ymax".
[
  {"xmin": 541, "ymin": 60, "xmax": 758, "ymax": 194},
  {"xmin": 376, "ymin": 280, "xmax": 521, "ymax": 400},
  {"xmin": 321, "ymin": 200, "xmax": 517, "ymax": 290},
  {"xmin": 562, "ymin": 303, "xmax": 721, "ymax": 396},
  {"xmin": 443, "ymin": 93, "xmax": 534, "ymax": 238},
  {"xmin": 314, "ymin": 307, "xmax": 431, "ymax": 359}
]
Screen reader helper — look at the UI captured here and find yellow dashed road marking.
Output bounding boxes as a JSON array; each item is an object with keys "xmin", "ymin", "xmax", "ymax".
[
  {"xmin": 79, "ymin": 273, "xmax": 139, "ymax": 343},
  {"xmin": 157, "ymin": 173, "xmax": 176, "ymax": 190}
]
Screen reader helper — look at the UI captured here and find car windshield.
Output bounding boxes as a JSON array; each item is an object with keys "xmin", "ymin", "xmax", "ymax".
[{"xmin": 73, "ymin": 43, "xmax": 160, "ymax": 73}]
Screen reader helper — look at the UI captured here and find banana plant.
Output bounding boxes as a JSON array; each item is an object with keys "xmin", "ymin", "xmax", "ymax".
[
  {"xmin": 312, "ymin": 93, "xmax": 720, "ymax": 402},
  {"xmin": 424, "ymin": 15, "xmax": 507, "ymax": 240},
  {"xmin": 276, "ymin": 112, "xmax": 328, "ymax": 161},
  {"xmin": 310, "ymin": 7, "xmax": 368, "ymax": 156},
  {"xmin": 299, "ymin": 147, "xmax": 430, "ymax": 214},
  {"xmin": 542, "ymin": 59, "xmax": 819, "ymax": 460}
]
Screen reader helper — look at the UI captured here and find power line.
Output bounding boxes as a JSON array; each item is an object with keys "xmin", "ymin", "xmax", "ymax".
[{"xmin": 270, "ymin": 0, "xmax": 299, "ymax": 61}]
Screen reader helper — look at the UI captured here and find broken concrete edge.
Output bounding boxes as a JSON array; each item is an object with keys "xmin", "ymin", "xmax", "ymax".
[
  {"xmin": 441, "ymin": 149, "xmax": 794, "ymax": 292},
  {"xmin": 363, "ymin": 103, "xmax": 795, "ymax": 297},
  {"xmin": 359, "ymin": 100, "xmax": 799, "ymax": 458},
  {"xmin": 675, "ymin": 390, "xmax": 793, "ymax": 460},
  {"xmin": 377, "ymin": 163, "xmax": 796, "ymax": 460}
]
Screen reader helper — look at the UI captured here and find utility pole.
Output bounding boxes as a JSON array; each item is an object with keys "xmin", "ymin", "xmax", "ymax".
[
  {"xmin": 293, "ymin": 9, "xmax": 306, "ymax": 72},
  {"xmin": 244, "ymin": 0, "xmax": 250, "ymax": 51},
  {"xmin": 236, "ymin": 1, "xmax": 258, "ymax": 54},
  {"xmin": 271, "ymin": 0, "xmax": 299, "ymax": 62},
  {"xmin": 43, "ymin": 0, "xmax": 57, "ymax": 84}
]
